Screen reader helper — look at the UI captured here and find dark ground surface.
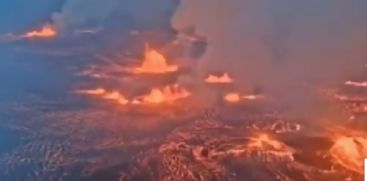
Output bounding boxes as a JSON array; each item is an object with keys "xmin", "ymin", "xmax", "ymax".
[{"xmin": 0, "ymin": 46, "xmax": 366, "ymax": 181}]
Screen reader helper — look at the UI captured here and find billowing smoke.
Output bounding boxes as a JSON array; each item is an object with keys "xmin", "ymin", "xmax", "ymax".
[
  {"xmin": 172, "ymin": 0, "xmax": 367, "ymax": 115},
  {"xmin": 51, "ymin": 0, "xmax": 119, "ymax": 31},
  {"xmin": 51, "ymin": 0, "xmax": 178, "ymax": 32}
]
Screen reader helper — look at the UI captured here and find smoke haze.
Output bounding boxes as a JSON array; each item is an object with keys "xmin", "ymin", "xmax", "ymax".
[
  {"xmin": 2, "ymin": 0, "xmax": 367, "ymax": 116},
  {"xmin": 51, "ymin": 0, "xmax": 178, "ymax": 32},
  {"xmin": 172, "ymin": 0, "xmax": 367, "ymax": 113}
]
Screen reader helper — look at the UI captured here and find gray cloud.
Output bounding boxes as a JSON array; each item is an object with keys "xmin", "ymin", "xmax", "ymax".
[
  {"xmin": 172, "ymin": 0, "xmax": 367, "ymax": 115},
  {"xmin": 52, "ymin": 0, "xmax": 119, "ymax": 31},
  {"xmin": 52, "ymin": 0, "xmax": 178, "ymax": 32}
]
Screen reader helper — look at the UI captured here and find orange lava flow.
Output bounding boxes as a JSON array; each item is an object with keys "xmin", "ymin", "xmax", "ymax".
[
  {"xmin": 205, "ymin": 73, "xmax": 233, "ymax": 84},
  {"xmin": 333, "ymin": 94, "xmax": 367, "ymax": 102},
  {"xmin": 23, "ymin": 24, "xmax": 57, "ymax": 39},
  {"xmin": 224, "ymin": 93, "xmax": 241, "ymax": 103},
  {"xmin": 242, "ymin": 94, "xmax": 265, "ymax": 100},
  {"xmin": 130, "ymin": 48, "xmax": 178, "ymax": 74},
  {"xmin": 76, "ymin": 88, "xmax": 106, "ymax": 95},
  {"xmin": 139, "ymin": 84, "xmax": 191, "ymax": 104},
  {"xmin": 224, "ymin": 93, "xmax": 265, "ymax": 103},
  {"xmin": 247, "ymin": 133, "xmax": 295, "ymax": 161},
  {"xmin": 328, "ymin": 127, "xmax": 367, "ymax": 174},
  {"xmin": 75, "ymin": 84, "xmax": 191, "ymax": 106},
  {"xmin": 76, "ymin": 88, "xmax": 129, "ymax": 105},
  {"xmin": 344, "ymin": 80, "xmax": 367, "ymax": 88},
  {"xmin": 248, "ymin": 134, "xmax": 286, "ymax": 150}
]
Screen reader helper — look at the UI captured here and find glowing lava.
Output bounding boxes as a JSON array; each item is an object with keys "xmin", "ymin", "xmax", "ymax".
[
  {"xmin": 224, "ymin": 93, "xmax": 265, "ymax": 103},
  {"xmin": 344, "ymin": 80, "xmax": 367, "ymax": 88},
  {"xmin": 23, "ymin": 24, "xmax": 57, "ymax": 39},
  {"xmin": 242, "ymin": 94, "xmax": 265, "ymax": 100},
  {"xmin": 247, "ymin": 133, "xmax": 295, "ymax": 161},
  {"xmin": 205, "ymin": 73, "xmax": 233, "ymax": 84},
  {"xmin": 75, "ymin": 84, "xmax": 190, "ymax": 106},
  {"xmin": 139, "ymin": 84, "xmax": 191, "ymax": 104},
  {"xmin": 224, "ymin": 93, "xmax": 241, "ymax": 103},
  {"xmin": 130, "ymin": 47, "xmax": 178, "ymax": 74},
  {"xmin": 102, "ymin": 91, "xmax": 129, "ymax": 105},
  {"xmin": 249, "ymin": 134, "xmax": 286, "ymax": 150},
  {"xmin": 329, "ymin": 127, "xmax": 367, "ymax": 174},
  {"xmin": 76, "ymin": 88, "xmax": 129, "ymax": 105},
  {"xmin": 76, "ymin": 88, "xmax": 106, "ymax": 95},
  {"xmin": 332, "ymin": 93, "xmax": 367, "ymax": 102}
]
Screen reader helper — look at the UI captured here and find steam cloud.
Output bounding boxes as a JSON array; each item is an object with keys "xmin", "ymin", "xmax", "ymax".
[
  {"xmin": 51, "ymin": 0, "xmax": 178, "ymax": 32},
  {"xmin": 172, "ymin": 0, "xmax": 367, "ymax": 113},
  {"xmin": 51, "ymin": 0, "xmax": 118, "ymax": 31}
]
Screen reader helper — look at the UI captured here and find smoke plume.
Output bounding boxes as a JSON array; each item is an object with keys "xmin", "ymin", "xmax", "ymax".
[
  {"xmin": 52, "ymin": 0, "xmax": 178, "ymax": 32},
  {"xmin": 51, "ymin": 0, "xmax": 118, "ymax": 31},
  {"xmin": 172, "ymin": 0, "xmax": 367, "ymax": 114}
]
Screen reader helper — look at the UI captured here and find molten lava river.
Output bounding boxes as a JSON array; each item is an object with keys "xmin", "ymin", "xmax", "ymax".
[{"xmin": 0, "ymin": 49, "xmax": 366, "ymax": 181}]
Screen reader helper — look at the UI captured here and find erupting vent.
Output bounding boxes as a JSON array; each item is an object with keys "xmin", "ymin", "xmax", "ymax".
[
  {"xmin": 22, "ymin": 24, "xmax": 57, "ymax": 39},
  {"xmin": 205, "ymin": 73, "xmax": 233, "ymax": 84},
  {"xmin": 129, "ymin": 47, "xmax": 178, "ymax": 74}
]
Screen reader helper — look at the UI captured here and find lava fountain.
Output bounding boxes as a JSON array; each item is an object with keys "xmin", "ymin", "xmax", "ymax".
[
  {"xmin": 76, "ymin": 84, "xmax": 191, "ymax": 106},
  {"xmin": 205, "ymin": 73, "xmax": 233, "ymax": 84},
  {"xmin": 329, "ymin": 127, "xmax": 367, "ymax": 174},
  {"xmin": 136, "ymin": 84, "xmax": 191, "ymax": 104},
  {"xmin": 330, "ymin": 136, "xmax": 367, "ymax": 174},
  {"xmin": 129, "ymin": 46, "xmax": 178, "ymax": 74},
  {"xmin": 76, "ymin": 88, "xmax": 129, "ymax": 105},
  {"xmin": 224, "ymin": 93, "xmax": 241, "ymax": 103},
  {"xmin": 22, "ymin": 24, "xmax": 57, "ymax": 39},
  {"xmin": 224, "ymin": 92, "xmax": 265, "ymax": 103}
]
